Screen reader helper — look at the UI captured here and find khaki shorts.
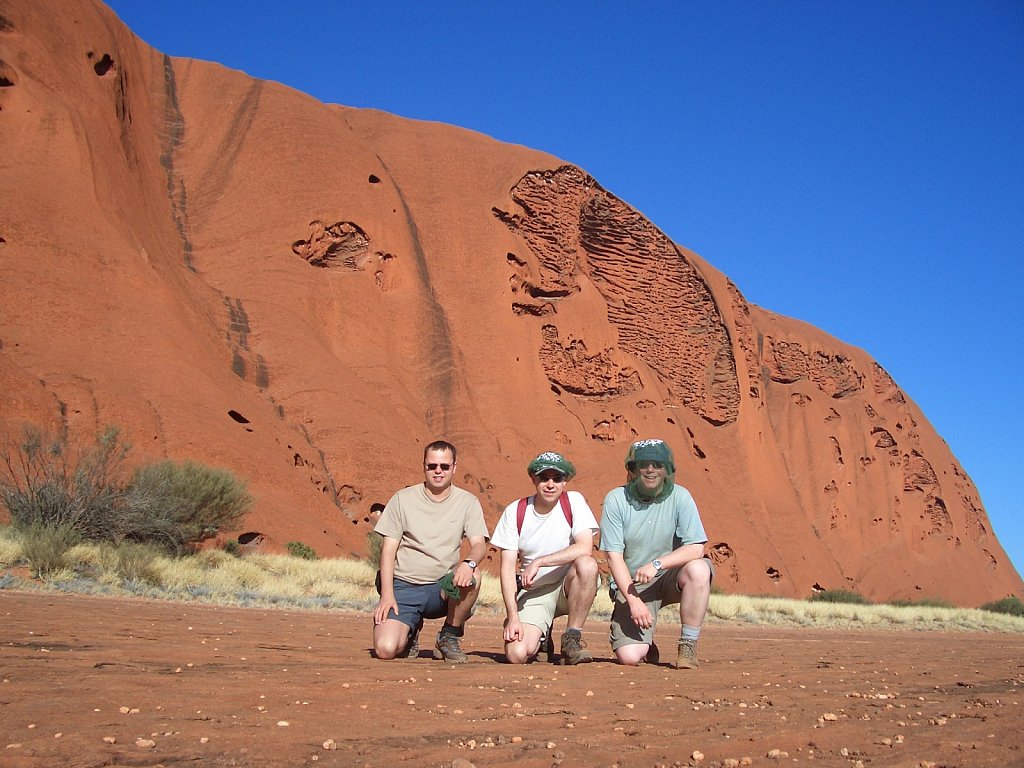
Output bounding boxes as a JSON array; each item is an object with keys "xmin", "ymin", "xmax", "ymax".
[
  {"xmin": 609, "ymin": 557, "xmax": 714, "ymax": 650},
  {"xmin": 517, "ymin": 576, "xmax": 598, "ymax": 636}
]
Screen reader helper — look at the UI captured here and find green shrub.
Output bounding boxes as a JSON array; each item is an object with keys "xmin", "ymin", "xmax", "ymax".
[
  {"xmin": 809, "ymin": 589, "xmax": 870, "ymax": 604},
  {"xmin": 979, "ymin": 596, "xmax": 1024, "ymax": 617},
  {"xmin": 287, "ymin": 541, "xmax": 318, "ymax": 560},
  {"xmin": 18, "ymin": 521, "xmax": 81, "ymax": 578},
  {"xmin": 221, "ymin": 538, "xmax": 241, "ymax": 556},
  {"xmin": 123, "ymin": 460, "xmax": 251, "ymax": 554},
  {"xmin": 366, "ymin": 531, "xmax": 383, "ymax": 569}
]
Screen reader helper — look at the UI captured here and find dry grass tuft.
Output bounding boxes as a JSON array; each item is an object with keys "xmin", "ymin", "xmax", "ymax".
[{"xmin": 0, "ymin": 526, "xmax": 1020, "ymax": 632}]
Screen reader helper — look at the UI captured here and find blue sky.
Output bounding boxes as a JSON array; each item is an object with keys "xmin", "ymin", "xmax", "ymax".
[{"xmin": 104, "ymin": 1, "xmax": 1024, "ymax": 583}]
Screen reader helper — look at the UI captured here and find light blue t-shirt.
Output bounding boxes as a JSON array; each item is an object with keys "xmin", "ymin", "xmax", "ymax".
[{"xmin": 599, "ymin": 484, "xmax": 707, "ymax": 591}]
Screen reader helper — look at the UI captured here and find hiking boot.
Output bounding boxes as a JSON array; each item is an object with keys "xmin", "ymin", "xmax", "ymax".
[
  {"xmin": 433, "ymin": 631, "xmax": 468, "ymax": 663},
  {"xmin": 399, "ymin": 626, "xmax": 420, "ymax": 660},
  {"xmin": 675, "ymin": 637, "xmax": 698, "ymax": 669},
  {"xmin": 645, "ymin": 642, "xmax": 660, "ymax": 665},
  {"xmin": 559, "ymin": 630, "xmax": 593, "ymax": 665}
]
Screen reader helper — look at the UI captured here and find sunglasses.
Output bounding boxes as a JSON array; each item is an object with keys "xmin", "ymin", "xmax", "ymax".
[
  {"xmin": 535, "ymin": 472, "xmax": 567, "ymax": 483},
  {"xmin": 628, "ymin": 460, "xmax": 664, "ymax": 471},
  {"xmin": 425, "ymin": 463, "xmax": 453, "ymax": 471}
]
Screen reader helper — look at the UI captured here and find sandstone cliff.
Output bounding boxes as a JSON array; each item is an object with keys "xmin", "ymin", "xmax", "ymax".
[{"xmin": 1, "ymin": 0, "xmax": 1019, "ymax": 605}]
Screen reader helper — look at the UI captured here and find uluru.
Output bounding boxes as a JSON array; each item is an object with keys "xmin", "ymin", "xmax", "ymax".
[{"xmin": 1, "ymin": 0, "xmax": 1020, "ymax": 607}]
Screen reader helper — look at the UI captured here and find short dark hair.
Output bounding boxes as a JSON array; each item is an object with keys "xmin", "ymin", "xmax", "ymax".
[{"xmin": 423, "ymin": 440, "xmax": 457, "ymax": 464}]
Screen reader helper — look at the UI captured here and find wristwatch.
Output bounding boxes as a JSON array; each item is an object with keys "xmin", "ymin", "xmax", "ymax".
[
  {"xmin": 463, "ymin": 559, "xmax": 478, "ymax": 569},
  {"xmin": 651, "ymin": 559, "xmax": 663, "ymax": 572}
]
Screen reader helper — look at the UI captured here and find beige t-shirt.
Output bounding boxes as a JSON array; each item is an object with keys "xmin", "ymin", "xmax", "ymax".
[{"xmin": 374, "ymin": 483, "xmax": 489, "ymax": 584}]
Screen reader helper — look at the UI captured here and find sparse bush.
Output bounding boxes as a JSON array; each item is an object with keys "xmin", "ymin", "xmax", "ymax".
[
  {"xmin": 287, "ymin": 541, "xmax": 318, "ymax": 560},
  {"xmin": 123, "ymin": 460, "xmax": 251, "ymax": 554},
  {"xmin": 809, "ymin": 589, "xmax": 870, "ymax": 605},
  {"xmin": 0, "ymin": 426, "xmax": 130, "ymax": 540},
  {"xmin": 980, "ymin": 596, "xmax": 1024, "ymax": 617},
  {"xmin": 18, "ymin": 521, "xmax": 81, "ymax": 578}
]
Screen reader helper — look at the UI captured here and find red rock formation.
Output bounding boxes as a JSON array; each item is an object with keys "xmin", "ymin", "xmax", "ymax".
[{"xmin": 1, "ymin": 0, "xmax": 1019, "ymax": 605}]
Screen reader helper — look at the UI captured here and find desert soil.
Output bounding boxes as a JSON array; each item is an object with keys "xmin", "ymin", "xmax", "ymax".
[{"xmin": 1, "ymin": 591, "xmax": 1021, "ymax": 768}]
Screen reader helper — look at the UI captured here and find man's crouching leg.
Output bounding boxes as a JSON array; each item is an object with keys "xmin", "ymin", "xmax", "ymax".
[
  {"xmin": 675, "ymin": 557, "xmax": 712, "ymax": 669},
  {"xmin": 434, "ymin": 579, "xmax": 481, "ymax": 663},
  {"xmin": 560, "ymin": 555, "xmax": 599, "ymax": 665}
]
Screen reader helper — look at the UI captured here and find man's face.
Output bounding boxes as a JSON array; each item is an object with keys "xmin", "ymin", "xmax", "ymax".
[
  {"xmin": 631, "ymin": 460, "xmax": 667, "ymax": 494},
  {"xmin": 423, "ymin": 448, "xmax": 456, "ymax": 494},
  {"xmin": 532, "ymin": 470, "xmax": 568, "ymax": 506}
]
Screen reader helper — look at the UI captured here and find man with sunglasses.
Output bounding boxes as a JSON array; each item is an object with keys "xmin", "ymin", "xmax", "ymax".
[
  {"xmin": 600, "ymin": 439, "xmax": 713, "ymax": 669},
  {"xmin": 373, "ymin": 440, "xmax": 489, "ymax": 663},
  {"xmin": 490, "ymin": 452, "xmax": 600, "ymax": 665}
]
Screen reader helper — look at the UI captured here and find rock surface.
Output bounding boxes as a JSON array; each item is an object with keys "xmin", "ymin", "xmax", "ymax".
[{"xmin": 0, "ymin": 0, "xmax": 1020, "ymax": 604}]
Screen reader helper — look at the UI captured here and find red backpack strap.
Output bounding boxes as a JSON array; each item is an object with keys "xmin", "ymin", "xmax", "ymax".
[{"xmin": 518, "ymin": 494, "xmax": 573, "ymax": 533}]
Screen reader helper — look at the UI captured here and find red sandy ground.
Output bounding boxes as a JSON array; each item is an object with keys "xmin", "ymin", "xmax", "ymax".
[{"xmin": 0, "ymin": 591, "xmax": 1021, "ymax": 768}]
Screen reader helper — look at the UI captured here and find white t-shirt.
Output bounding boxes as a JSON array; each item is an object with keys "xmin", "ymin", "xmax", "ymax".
[{"xmin": 490, "ymin": 490, "xmax": 598, "ymax": 589}]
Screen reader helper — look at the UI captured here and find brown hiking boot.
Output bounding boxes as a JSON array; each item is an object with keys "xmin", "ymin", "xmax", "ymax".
[
  {"xmin": 433, "ymin": 631, "xmax": 468, "ymax": 663},
  {"xmin": 559, "ymin": 630, "xmax": 593, "ymax": 665},
  {"xmin": 675, "ymin": 637, "xmax": 698, "ymax": 669}
]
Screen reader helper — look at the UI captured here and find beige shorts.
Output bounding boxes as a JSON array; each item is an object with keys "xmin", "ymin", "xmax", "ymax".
[
  {"xmin": 609, "ymin": 557, "xmax": 714, "ymax": 650},
  {"xmin": 517, "ymin": 576, "xmax": 598, "ymax": 635}
]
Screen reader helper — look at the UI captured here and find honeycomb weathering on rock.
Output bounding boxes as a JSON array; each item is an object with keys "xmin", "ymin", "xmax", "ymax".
[
  {"xmin": 292, "ymin": 220, "xmax": 370, "ymax": 269},
  {"xmin": 539, "ymin": 325, "xmax": 641, "ymax": 398},
  {"xmin": 903, "ymin": 450, "xmax": 938, "ymax": 492},
  {"xmin": 767, "ymin": 338, "xmax": 863, "ymax": 398},
  {"xmin": 499, "ymin": 166, "xmax": 740, "ymax": 424}
]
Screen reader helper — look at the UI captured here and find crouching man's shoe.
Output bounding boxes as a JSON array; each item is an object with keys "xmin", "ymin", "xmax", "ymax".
[
  {"xmin": 433, "ymin": 630, "xmax": 468, "ymax": 663},
  {"xmin": 559, "ymin": 629, "xmax": 593, "ymax": 665},
  {"xmin": 675, "ymin": 637, "xmax": 698, "ymax": 669}
]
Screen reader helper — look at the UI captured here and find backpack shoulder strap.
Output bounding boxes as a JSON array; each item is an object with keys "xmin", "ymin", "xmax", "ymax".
[
  {"xmin": 559, "ymin": 493, "xmax": 573, "ymax": 526},
  {"xmin": 518, "ymin": 494, "xmax": 573, "ymax": 533}
]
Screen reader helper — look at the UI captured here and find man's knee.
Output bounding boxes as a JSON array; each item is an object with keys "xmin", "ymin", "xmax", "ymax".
[
  {"xmin": 679, "ymin": 558, "xmax": 712, "ymax": 588},
  {"xmin": 572, "ymin": 554, "xmax": 599, "ymax": 581},
  {"xmin": 505, "ymin": 645, "xmax": 532, "ymax": 665}
]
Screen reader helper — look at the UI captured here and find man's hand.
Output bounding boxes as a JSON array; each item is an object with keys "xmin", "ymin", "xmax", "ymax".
[
  {"xmin": 453, "ymin": 560, "xmax": 477, "ymax": 588},
  {"xmin": 627, "ymin": 594, "xmax": 654, "ymax": 629},
  {"xmin": 633, "ymin": 562, "xmax": 659, "ymax": 584},
  {"xmin": 503, "ymin": 617, "xmax": 524, "ymax": 643},
  {"xmin": 520, "ymin": 559, "xmax": 543, "ymax": 589},
  {"xmin": 373, "ymin": 595, "xmax": 398, "ymax": 625}
]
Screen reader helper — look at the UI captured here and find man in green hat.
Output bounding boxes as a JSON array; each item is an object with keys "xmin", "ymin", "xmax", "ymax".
[
  {"xmin": 600, "ymin": 439, "xmax": 713, "ymax": 668},
  {"xmin": 490, "ymin": 451, "xmax": 600, "ymax": 665},
  {"xmin": 372, "ymin": 440, "xmax": 489, "ymax": 663}
]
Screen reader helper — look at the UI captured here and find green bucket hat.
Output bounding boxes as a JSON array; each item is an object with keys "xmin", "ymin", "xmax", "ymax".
[
  {"xmin": 527, "ymin": 451, "xmax": 576, "ymax": 479},
  {"xmin": 624, "ymin": 439, "xmax": 675, "ymax": 502},
  {"xmin": 625, "ymin": 439, "xmax": 675, "ymax": 472}
]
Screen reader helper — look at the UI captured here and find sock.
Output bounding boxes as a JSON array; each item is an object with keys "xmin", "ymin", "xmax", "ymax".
[
  {"xmin": 440, "ymin": 623, "xmax": 464, "ymax": 637},
  {"xmin": 565, "ymin": 627, "xmax": 583, "ymax": 635},
  {"xmin": 681, "ymin": 624, "xmax": 701, "ymax": 641}
]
